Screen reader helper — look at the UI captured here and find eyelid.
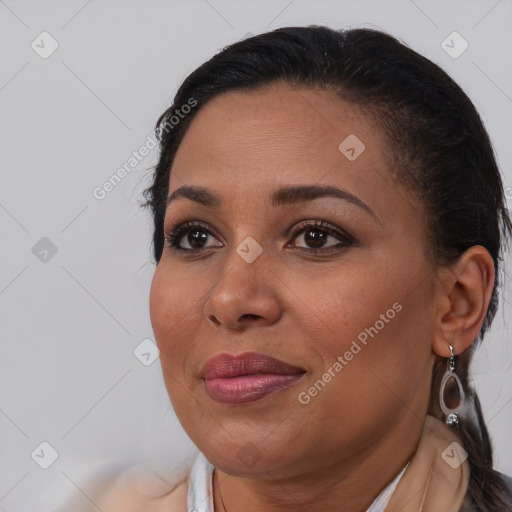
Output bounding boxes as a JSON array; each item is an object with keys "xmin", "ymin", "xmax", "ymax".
[
  {"xmin": 164, "ymin": 220, "xmax": 223, "ymax": 251},
  {"xmin": 164, "ymin": 218, "xmax": 357, "ymax": 252},
  {"xmin": 286, "ymin": 219, "xmax": 356, "ymax": 244}
]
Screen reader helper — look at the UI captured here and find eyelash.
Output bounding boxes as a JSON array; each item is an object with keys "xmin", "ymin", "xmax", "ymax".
[{"xmin": 163, "ymin": 219, "xmax": 356, "ymax": 255}]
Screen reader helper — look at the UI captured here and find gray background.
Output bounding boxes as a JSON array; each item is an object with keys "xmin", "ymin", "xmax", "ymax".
[{"xmin": 1, "ymin": 0, "xmax": 511, "ymax": 510}]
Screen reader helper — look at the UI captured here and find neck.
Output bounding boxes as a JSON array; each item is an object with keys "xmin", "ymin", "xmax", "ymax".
[{"xmin": 212, "ymin": 411, "xmax": 424, "ymax": 512}]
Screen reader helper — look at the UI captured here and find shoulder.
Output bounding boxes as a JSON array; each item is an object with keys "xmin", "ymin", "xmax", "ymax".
[
  {"xmin": 57, "ymin": 465, "xmax": 190, "ymax": 512},
  {"xmin": 153, "ymin": 479, "xmax": 189, "ymax": 511},
  {"xmin": 93, "ymin": 471, "xmax": 189, "ymax": 512}
]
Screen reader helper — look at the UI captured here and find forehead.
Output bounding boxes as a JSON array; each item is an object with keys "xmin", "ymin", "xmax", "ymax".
[{"xmin": 169, "ymin": 85, "xmax": 389, "ymax": 195}]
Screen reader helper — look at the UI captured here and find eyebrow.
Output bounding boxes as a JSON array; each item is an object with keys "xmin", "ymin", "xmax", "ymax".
[{"xmin": 166, "ymin": 184, "xmax": 376, "ymax": 218}]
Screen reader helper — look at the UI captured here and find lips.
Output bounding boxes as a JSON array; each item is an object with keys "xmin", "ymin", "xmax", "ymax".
[{"xmin": 201, "ymin": 352, "xmax": 306, "ymax": 404}]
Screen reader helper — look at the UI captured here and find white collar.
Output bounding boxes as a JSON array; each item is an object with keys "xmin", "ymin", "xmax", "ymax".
[{"xmin": 187, "ymin": 451, "xmax": 409, "ymax": 512}]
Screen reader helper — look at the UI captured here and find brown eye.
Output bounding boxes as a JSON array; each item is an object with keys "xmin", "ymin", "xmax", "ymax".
[
  {"xmin": 164, "ymin": 222, "xmax": 223, "ymax": 251},
  {"xmin": 299, "ymin": 228, "xmax": 329, "ymax": 248},
  {"xmin": 184, "ymin": 228, "xmax": 209, "ymax": 249},
  {"xmin": 289, "ymin": 220, "xmax": 355, "ymax": 252}
]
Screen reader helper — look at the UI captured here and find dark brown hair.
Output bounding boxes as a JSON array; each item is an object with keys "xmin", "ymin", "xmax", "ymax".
[{"xmin": 142, "ymin": 26, "xmax": 512, "ymax": 510}]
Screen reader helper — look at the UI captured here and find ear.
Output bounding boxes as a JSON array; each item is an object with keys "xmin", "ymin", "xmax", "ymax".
[{"xmin": 432, "ymin": 246, "xmax": 495, "ymax": 358}]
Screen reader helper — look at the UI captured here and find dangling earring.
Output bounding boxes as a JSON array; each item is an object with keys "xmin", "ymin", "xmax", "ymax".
[{"xmin": 439, "ymin": 345, "xmax": 465, "ymax": 427}]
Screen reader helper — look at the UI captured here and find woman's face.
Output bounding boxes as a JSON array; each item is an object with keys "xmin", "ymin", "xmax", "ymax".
[{"xmin": 150, "ymin": 85, "xmax": 437, "ymax": 478}]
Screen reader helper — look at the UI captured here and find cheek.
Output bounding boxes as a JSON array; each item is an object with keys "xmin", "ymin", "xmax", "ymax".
[
  {"xmin": 316, "ymin": 271, "xmax": 433, "ymax": 411},
  {"xmin": 149, "ymin": 263, "xmax": 205, "ymax": 422},
  {"xmin": 149, "ymin": 265, "xmax": 172, "ymax": 345},
  {"xmin": 286, "ymin": 259, "xmax": 401, "ymax": 355},
  {"xmin": 149, "ymin": 262, "xmax": 202, "ymax": 371},
  {"xmin": 294, "ymin": 252, "xmax": 434, "ymax": 386}
]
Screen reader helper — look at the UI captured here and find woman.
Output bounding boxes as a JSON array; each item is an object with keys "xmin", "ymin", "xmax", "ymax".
[{"xmin": 95, "ymin": 26, "xmax": 512, "ymax": 511}]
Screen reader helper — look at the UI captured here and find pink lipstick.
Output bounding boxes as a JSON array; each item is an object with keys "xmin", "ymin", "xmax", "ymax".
[{"xmin": 201, "ymin": 352, "xmax": 306, "ymax": 404}]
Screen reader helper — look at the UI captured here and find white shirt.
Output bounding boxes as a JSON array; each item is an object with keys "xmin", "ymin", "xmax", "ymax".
[{"xmin": 187, "ymin": 451, "xmax": 410, "ymax": 512}]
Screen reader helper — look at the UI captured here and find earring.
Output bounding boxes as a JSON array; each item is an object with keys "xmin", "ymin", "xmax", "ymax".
[{"xmin": 439, "ymin": 345, "xmax": 465, "ymax": 427}]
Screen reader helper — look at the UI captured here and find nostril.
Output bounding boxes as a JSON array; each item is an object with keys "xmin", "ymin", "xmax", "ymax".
[
  {"xmin": 206, "ymin": 314, "xmax": 221, "ymax": 327},
  {"xmin": 240, "ymin": 314, "xmax": 261, "ymax": 321}
]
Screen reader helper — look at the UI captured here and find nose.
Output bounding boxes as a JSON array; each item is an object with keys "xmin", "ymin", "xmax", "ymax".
[{"xmin": 203, "ymin": 246, "xmax": 282, "ymax": 331}]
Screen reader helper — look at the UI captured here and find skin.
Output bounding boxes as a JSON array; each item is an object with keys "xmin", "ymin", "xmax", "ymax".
[{"xmin": 149, "ymin": 84, "xmax": 495, "ymax": 512}]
